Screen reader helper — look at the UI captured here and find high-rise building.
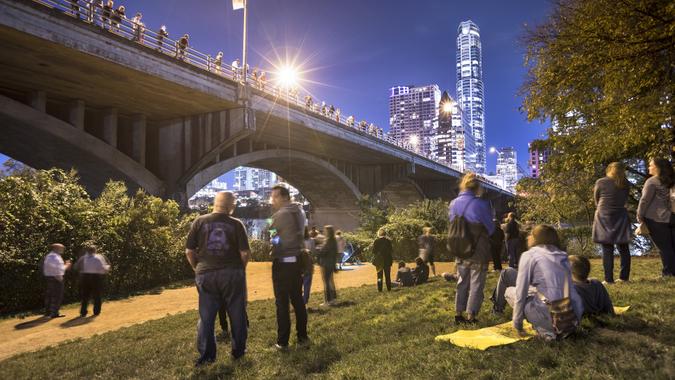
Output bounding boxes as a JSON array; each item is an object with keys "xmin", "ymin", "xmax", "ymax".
[
  {"xmin": 528, "ymin": 142, "xmax": 550, "ymax": 178},
  {"xmin": 389, "ymin": 84, "xmax": 441, "ymax": 156},
  {"xmin": 435, "ymin": 91, "xmax": 476, "ymax": 172},
  {"xmin": 456, "ymin": 20, "xmax": 486, "ymax": 174},
  {"xmin": 233, "ymin": 167, "xmax": 278, "ymax": 191},
  {"xmin": 495, "ymin": 146, "xmax": 519, "ymax": 192}
]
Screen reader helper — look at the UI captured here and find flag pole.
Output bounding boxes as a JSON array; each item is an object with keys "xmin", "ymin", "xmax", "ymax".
[{"xmin": 241, "ymin": 0, "xmax": 248, "ymax": 85}]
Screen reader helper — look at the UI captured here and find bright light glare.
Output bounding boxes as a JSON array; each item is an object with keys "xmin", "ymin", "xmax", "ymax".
[
  {"xmin": 410, "ymin": 135, "xmax": 419, "ymax": 146},
  {"xmin": 442, "ymin": 102, "xmax": 454, "ymax": 114},
  {"xmin": 489, "ymin": 146, "xmax": 497, "ymax": 154},
  {"xmin": 277, "ymin": 66, "xmax": 299, "ymax": 89}
]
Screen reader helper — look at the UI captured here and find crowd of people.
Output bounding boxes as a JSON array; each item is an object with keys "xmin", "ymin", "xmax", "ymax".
[{"xmin": 37, "ymin": 157, "xmax": 675, "ymax": 364}]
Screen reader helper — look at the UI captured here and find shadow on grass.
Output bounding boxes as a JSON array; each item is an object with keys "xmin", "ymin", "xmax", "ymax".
[
  {"xmin": 330, "ymin": 301, "xmax": 356, "ymax": 308},
  {"xmin": 307, "ymin": 308, "xmax": 328, "ymax": 315},
  {"xmin": 14, "ymin": 315, "xmax": 51, "ymax": 330},
  {"xmin": 60, "ymin": 316, "xmax": 95, "ymax": 328}
]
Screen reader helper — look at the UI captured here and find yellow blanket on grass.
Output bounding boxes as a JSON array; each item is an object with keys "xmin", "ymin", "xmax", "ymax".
[{"xmin": 435, "ymin": 306, "xmax": 630, "ymax": 350}]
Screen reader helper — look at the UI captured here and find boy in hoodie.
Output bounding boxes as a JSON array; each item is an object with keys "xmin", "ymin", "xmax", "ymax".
[
  {"xmin": 503, "ymin": 225, "xmax": 584, "ymax": 340},
  {"xmin": 269, "ymin": 184, "xmax": 310, "ymax": 350},
  {"xmin": 569, "ymin": 255, "xmax": 614, "ymax": 315}
]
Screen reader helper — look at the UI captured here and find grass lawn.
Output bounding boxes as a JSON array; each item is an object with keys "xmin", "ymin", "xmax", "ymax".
[{"xmin": 0, "ymin": 258, "xmax": 673, "ymax": 379}]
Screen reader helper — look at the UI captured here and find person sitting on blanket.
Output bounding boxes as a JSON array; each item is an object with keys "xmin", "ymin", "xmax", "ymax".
[
  {"xmin": 504, "ymin": 225, "xmax": 584, "ymax": 340},
  {"xmin": 491, "ymin": 254, "xmax": 613, "ymax": 317},
  {"xmin": 395, "ymin": 261, "xmax": 415, "ymax": 287},
  {"xmin": 569, "ymin": 255, "xmax": 614, "ymax": 315},
  {"xmin": 412, "ymin": 256, "xmax": 430, "ymax": 285}
]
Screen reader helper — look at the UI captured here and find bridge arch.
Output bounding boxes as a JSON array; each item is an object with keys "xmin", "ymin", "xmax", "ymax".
[{"xmin": 187, "ymin": 149, "xmax": 362, "ymax": 230}]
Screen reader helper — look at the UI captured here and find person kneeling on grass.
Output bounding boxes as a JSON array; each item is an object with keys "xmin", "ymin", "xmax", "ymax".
[
  {"xmin": 395, "ymin": 261, "xmax": 415, "ymax": 287},
  {"xmin": 569, "ymin": 255, "xmax": 614, "ymax": 316},
  {"xmin": 412, "ymin": 257, "xmax": 429, "ymax": 285},
  {"xmin": 504, "ymin": 225, "xmax": 584, "ymax": 341}
]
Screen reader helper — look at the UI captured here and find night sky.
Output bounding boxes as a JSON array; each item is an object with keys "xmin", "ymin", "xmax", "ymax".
[{"xmin": 1, "ymin": 0, "xmax": 553, "ymax": 183}]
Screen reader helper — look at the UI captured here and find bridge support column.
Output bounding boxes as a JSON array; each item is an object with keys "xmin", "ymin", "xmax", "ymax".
[
  {"xmin": 68, "ymin": 99, "xmax": 85, "ymax": 130},
  {"xmin": 102, "ymin": 108, "xmax": 118, "ymax": 147},
  {"xmin": 29, "ymin": 90, "xmax": 46, "ymax": 112},
  {"xmin": 131, "ymin": 114, "xmax": 146, "ymax": 165},
  {"xmin": 310, "ymin": 208, "xmax": 360, "ymax": 232}
]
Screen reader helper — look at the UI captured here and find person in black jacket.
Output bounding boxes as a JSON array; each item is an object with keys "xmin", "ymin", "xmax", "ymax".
[
  {"xmin": 372, "ymin": 228, "xmax": 393, "ymax": 292},
  {"xmin": 490, "ymin": 219, "xmax": 505, "ymax": 271},
  {"xmin": 412, "ymin": 257, "xmax": 429, "ymax": 285},
  {"xmin": 316, "ymin": 225, "xmax": 338, "ymax": 306},
  {"xmin": 504, "ymin": 213, "xmax": 521, "ymax": 268}
]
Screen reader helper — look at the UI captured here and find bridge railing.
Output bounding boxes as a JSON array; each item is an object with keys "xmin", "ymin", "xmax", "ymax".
[{"xmin": 28, "ymin": 0, "xmax": 513, "ymax": 195}]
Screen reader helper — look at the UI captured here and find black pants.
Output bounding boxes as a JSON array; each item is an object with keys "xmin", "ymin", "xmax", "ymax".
[
  {"xmin": 272, "ymin": 260, "xmax": 308, "ymax": 346},
  {"xmin": 80, "ymin": 273, "xmax": 104, "ymax": 316},
  {"xmin": 492, "ymin": 245, "xmax": 503, "ymax": 271},
  {"xmin": 644, "ymin": 217, "xmax": 675, "ymax": 276},
  {"xmin": 377, "ymin": 266, "xmax": 391, "ymax": 291},
  {"xmin": 601, "ymin": 243, "xmax": 630, "ymax": 282},
  {"xmin": 507, "ymin": 238, "xmax": 520, "ymax": 268},
  {"xmin": 45, "ymin": 277, "xmax": 64, "ymax": 316}
]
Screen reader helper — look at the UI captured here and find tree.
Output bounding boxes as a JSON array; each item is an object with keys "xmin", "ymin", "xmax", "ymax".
[{"xmin": 521, "ymin": 0, "xmax": 674, "ymax": 174}]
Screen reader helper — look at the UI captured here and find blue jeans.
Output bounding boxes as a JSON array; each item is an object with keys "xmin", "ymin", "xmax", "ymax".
[{"xmin": 195, "ymin": 267, "xmax": 247, "ymax": 360}]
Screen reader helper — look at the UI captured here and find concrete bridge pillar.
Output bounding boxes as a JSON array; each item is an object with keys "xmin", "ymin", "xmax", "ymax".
[
  {"xmin": 130, "ymin": 114, "xmax": 146, "ymax": 165},
  {"xmin": 102, "ymin": 108, "xmax": 118, "ymax": 147},
  {"xmin": 68, "ymin": 99, "xmax": 85, "ymax": 130},
  {"xmin": 29, "ymin": 90, "xmax": 45, "ymax": 112},
  {"xmin": 310, "ymin": 208, "xmax": 360, "ymax": 232}
]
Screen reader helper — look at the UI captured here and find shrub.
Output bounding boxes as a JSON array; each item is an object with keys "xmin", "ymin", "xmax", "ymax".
[
  {"xmin": 249, "ymin": 239, "xmax": 272, "ymax": 262},
  {"xmin": 0, "ymin": 169, "xmax": 194, "ymax": 314}
]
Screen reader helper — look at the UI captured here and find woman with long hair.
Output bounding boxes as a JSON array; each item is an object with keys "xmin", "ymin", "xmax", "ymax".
[
  {"xmin": 593, "ymin": 162, "xmax": 632, "ymax": 283},
  {"xmin": 448, "ymin": 172, "xmax": 494, "ymax": 324},
  {"xmin": 638, "ymin": 158, "xmax": 675, "ymax": 277},
  {"xmin": 317, "ymin": 225, "xmax": 338, "ymax": 306}
]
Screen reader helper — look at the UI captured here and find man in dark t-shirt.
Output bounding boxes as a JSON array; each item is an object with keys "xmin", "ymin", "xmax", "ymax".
[{"xmin": 186, "ymin": 191, "xmax": 250, "ymax": 365}]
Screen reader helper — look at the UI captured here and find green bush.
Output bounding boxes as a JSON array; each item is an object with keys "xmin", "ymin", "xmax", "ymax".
[
  {"xmin": 249, "ymin": 239, "xmax": 272, "ymax": 262},
  {"xmin": 0, "ymin": 169, "xmax": 193, "ymax": 314}
]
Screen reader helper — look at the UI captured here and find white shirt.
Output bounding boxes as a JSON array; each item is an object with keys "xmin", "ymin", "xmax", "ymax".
[
  {"xmin": 76, "ymin": 254, "xmax": 111, "ymax": 274},
  {"xmin": 43, "ymin": 252, "xmax": 65, "ymax": 277}
]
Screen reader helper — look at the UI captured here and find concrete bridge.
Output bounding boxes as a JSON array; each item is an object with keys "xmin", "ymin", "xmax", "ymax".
[{"xmin": 0, "ymin": 0, "xmax": 513, "ymax": 230}]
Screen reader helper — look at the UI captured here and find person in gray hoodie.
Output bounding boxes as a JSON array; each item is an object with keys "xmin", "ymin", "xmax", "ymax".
[
  {"xmin": 504, "ymin": 225, "xmax": 584, "ymax": 340},
  {"xmin": 269, "ymin": 184, "xmax": 310, "ymax": 350}
]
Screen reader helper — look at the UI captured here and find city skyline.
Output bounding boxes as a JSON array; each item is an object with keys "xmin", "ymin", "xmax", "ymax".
[{"xmin": 0, "ymin": 0, "xmax": 551, "ymax": 174}]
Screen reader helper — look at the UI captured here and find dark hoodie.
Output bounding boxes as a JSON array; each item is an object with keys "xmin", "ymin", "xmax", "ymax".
[{"xmin": 270, "ymin": 202, "xmax": 306, "ymax": 258}]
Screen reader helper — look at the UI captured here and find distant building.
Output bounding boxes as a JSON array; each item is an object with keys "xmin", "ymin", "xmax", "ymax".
[
  {"xmin": 435, "ymin": 91, "xmax": 476, "ymax": 172},
  {"xmin": 456, "ymin": 20, "xmax": 486, "ymax": 174},
  {"xmin": 528, "ymin": 142, "xmax": 550, "ymax": 178},
  {"xmin": 233, "ymin": 167, "xmax": 278, "ymax": 191},
  {"xmin": 495, "ymin": 146, "xmax": 519, "ymax": 193},
  {"xmin": 389, "ymin": 84, "xmax": 441, "ymax": 156}
]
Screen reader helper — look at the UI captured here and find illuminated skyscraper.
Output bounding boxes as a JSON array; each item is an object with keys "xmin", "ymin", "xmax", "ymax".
[
  {"xmin": 456, "ymin": 20, "xmax": 486, "ymax": 174},
  {"xmin": 388, "ymin": 84, "xmax": 441, "ymax": 156},
  {"xmin": 435, "ymin": 91, "xmax": 476, "ymax": 172}
]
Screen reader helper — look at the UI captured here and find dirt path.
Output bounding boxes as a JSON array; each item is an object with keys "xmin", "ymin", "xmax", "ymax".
[{"xmin": 0, "ymin": 262, "xmax": 455, "ymax": 362}]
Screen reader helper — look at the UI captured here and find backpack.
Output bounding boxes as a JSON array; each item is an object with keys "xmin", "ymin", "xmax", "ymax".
[
  {"xmin": 537, "ymin": 275, "xmax": 578, "ymax": 340},
  {"xmin": 446, "ymin": 198, "xmax": 476, "ymax": 259}
]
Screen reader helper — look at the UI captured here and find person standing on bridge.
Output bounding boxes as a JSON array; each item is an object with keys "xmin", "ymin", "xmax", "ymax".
[
  {"xmin": 131, "ymin": 12, "xmax": 144, "ymax": 43},
  {"xmin": 102, "ymin": 0, "xmax": 113, "ymax": 29},
  {"xmin": 269, "ymin": 184, "xmax": 310, "ymax": 350},
  {"xmin": 259, "ymin": 71, "xmax": 267, "ymax": 91},
  {"xmin": 328, "ymin": 105, "xmax": 335, "ymax": 118},
  {"xmin": 176, "ymin": 34, "xmax": 189, "ymax": 61},
  {"xmin": 346, "ymin": 115, "xmax": 354, "ymax": 127},
  {"xmin": 231, "ymin": 59, "xmax": 240, "ymax": 81},
  {"xmin": 335, "ymin": 108, "xmax": 341, "ymax": 122},
  {"xmin": 69, "ymin": 0, "xmax": 81, "ymax": 19},
  {"xmin": 186, "ymin": 191, "xmax": 250, "ymax": 364},
  {"xmin": 157, "ymin": 25, "xmax": 168, "ymax": 52},
  {"xmin": 214, "ymin": 52, "xmax": 223, "ymax": 75},
  {"xmin": 111, "ymin": 5, "xmax": 124, "ymax": 33},
  {"xmin": 304, "ymin": 95, "xmax": 313, "ymax": 110}
]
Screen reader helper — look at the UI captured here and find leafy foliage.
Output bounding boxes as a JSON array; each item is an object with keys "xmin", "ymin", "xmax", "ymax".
[{"xmin": 0, "ymin": 169, "xmax": 194, "ymax": 313}]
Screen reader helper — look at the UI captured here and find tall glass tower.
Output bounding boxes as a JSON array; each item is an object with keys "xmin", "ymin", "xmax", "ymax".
[{"xmin": 456, "ymin": 20, "xmax": 486, "ymax": 174}]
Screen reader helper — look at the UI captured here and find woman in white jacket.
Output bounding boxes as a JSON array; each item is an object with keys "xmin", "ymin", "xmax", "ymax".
[{"xmin": 505, "ymin": 225, "xmax": 584, "ymax": 340}]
